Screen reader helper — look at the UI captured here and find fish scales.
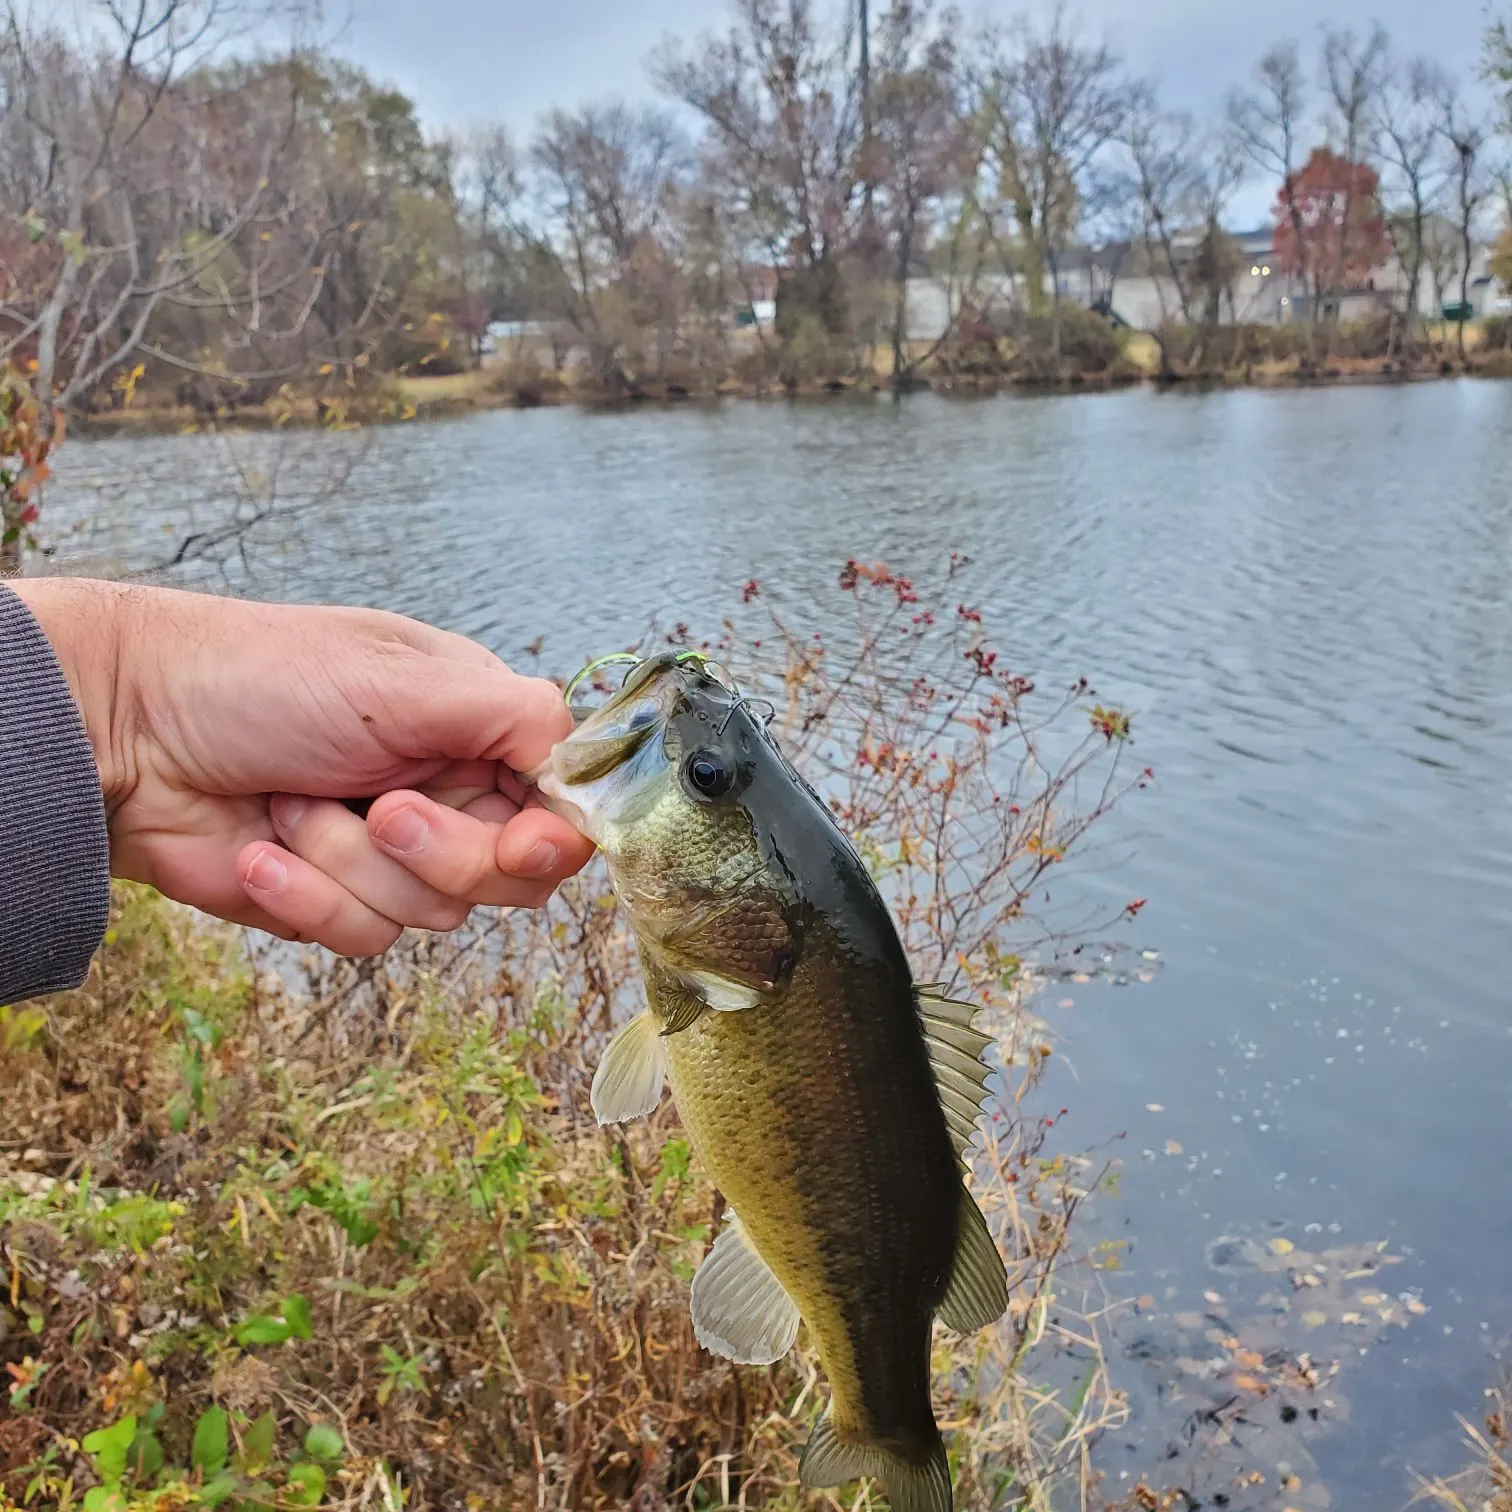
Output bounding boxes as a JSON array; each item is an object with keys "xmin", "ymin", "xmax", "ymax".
[{"xmin": 659, "ymin": 918, "xmax": 960, "ymax": 1456}]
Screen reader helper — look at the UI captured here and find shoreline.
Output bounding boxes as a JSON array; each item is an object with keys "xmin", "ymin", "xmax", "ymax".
[{"xmin": 71, "ymin": 350, "xmax": 1509, "ymax": 437}]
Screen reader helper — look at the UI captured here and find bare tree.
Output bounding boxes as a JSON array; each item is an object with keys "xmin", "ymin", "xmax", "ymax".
[
  {"xmin": 1433, "ymin": 76, "xmax": 1493, "ymax": 355},
  {"xmin": 869, "ymin": 0, "xmax": 972, "ymax": 387},
  {"xmin": 0, "ymin": 2, "xmax": 330, "ymax": 424},
  {"xmin": 1229, "ymin": 42, "xmax": 1315, "ymax": 337},
  {"xmin": 1123, "ymin": 91, "xmax": 1196, "ymax": 373},
  {"xmin": 530, "ymin": 102, "xmax": 689, "ymax": 386},
  {"xmin": 1373, "ymin": 56, "xmax": 1448, "ymax": 353},
  {"xmin": 974, "ymin": 5, "xmax": 1129, "ymax": 359},
  {"xmin": 1320, "ymin": 25, "xmax": 1390, "ymax": 352},
  {"xmin": 654, "ymin": 0, "xmax": 862, "ymax": 352},
  {"xmin": 1122, "ymin": 92, "xmax": 1241, "ymax": 376}
]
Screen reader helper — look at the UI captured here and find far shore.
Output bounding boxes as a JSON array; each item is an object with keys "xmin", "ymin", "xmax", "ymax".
[{"xmin": 72, "ymin": 330, "xmax": 1512, "ymax": 437}]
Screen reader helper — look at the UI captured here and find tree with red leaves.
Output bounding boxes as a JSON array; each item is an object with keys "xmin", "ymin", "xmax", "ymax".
[{"xmin": 1272, "ymin": 148, "xmax": 1391, "ymax": 300}]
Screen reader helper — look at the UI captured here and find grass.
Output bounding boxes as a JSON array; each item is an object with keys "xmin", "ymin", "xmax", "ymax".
[{"xmin": 1412, "ymin": 1385, "xmax": 1512, "ymax": 1512}]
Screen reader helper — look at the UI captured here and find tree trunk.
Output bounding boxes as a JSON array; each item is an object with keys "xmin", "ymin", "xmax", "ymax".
[{"xmin": 1458, "ymin": 215, "xmax": 1473, "ymax": 358}]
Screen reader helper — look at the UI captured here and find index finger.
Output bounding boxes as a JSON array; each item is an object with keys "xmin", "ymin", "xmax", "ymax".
[{"xmin": 385, "ymin": 659, "xmax": 573, "ymax": 776}]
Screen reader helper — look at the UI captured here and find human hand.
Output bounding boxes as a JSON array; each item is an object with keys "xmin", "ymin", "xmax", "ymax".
[{"xmin": 15, "ymin": 578, "xmax": 595, "ymax": 954}]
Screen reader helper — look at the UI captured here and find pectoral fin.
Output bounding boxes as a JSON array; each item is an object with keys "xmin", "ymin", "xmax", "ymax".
[
  {"xmin": 678, "ymin": 968, "xmax": 765, "ymax": 1012},
  {"xmin": 590, "ymin": 1011, "xmax": 668, "ymax": 1125},
  {"xmin": 690, "ymin": 1211, "xmax": 801, "ymax": 1365}
]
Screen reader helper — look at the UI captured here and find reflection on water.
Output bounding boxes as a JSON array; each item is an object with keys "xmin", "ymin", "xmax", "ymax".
[{"xmin": 54, "ymin": 380, "xmax": 1512, "ymax": 1500}]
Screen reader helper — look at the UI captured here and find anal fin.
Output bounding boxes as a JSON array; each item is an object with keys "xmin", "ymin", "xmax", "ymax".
[
  {"xmin": 799, "ymin": 1412, "xmax": 951, "ymax": 1512},
  {"xmin": 937, "ymin": 1188, "xmax": 1008, "ymax": 1335},
  {"xmin": 690, "ymin": 1211, "xmax": 800, "ymax": 1365},
  {"xmin": 590, "ymin": 1011, "xmax": 667, "ymax": 1125}
]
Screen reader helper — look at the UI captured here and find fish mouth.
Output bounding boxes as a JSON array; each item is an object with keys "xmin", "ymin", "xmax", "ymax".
[{"xmin": 523, "ymin": 650, "xmax": 734, "ymax": 839}]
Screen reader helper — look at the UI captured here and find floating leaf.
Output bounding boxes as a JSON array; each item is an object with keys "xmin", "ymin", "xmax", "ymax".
[
  {"xmin": 1301, "ymin": 1309, "xmax": 1328, "ymax": 1327},
  {"xmin": 1164, "ymin": 1140, "xmax": 1183, "ymax": 1156},
  {"xmin": 1269, "ymin": 1237, "xmax": 1295, "ymax": 1256}
]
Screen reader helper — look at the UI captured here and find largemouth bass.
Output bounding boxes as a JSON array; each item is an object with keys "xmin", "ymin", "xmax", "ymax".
[{"xmin": 530, "ymin": 650, "xmax": 1008, "ymax": 1512}]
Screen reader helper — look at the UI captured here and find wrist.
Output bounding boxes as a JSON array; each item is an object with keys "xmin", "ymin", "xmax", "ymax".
[{"xmin": 9, "ymin": 577, "xmax": 142, "ymax": 809}]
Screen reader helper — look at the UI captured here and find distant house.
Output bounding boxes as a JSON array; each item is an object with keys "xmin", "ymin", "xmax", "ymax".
[{"xmin": 897, "ymin": 220, "xmax": 1506, "ymax": 343}]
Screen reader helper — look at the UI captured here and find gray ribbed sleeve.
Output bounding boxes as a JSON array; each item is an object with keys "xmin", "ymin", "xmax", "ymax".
[{"xmin": 0, "ymin": 585, "xmax": 109, "ymax": 1005}]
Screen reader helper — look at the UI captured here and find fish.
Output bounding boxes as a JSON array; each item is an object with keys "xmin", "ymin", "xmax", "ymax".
[{"xmin": 528, "ymin": 649, "xmax": 1008, "ymax": 1512}]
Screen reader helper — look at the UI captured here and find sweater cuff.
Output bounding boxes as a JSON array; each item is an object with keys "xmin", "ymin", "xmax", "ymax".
[{"xmin": 0, "ymin": 583, "xmax": 110, "ymax": 1004}]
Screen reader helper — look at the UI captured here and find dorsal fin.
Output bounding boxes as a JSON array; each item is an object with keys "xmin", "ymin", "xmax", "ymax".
[{"xmin": 917, "ymin": 987, "xmax": 994, "ymax": 1169}]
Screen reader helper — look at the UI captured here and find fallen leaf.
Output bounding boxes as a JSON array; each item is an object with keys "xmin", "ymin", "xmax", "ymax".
[
  {"xmin": 1233, "ymin": 1373, "xmax": 1269, "ymax": 1395},
  {"xmin": 1358, "ymin": 1291, "xmax": 1385, "ymax": 1305},
  {"xmin": 1405, "ymin": 1297, "xmax": 1429, "ymax": 1315},
  {"xmin": 1137, "ymin": 1294, "xmax": 1156, "ymax": 1310},
  {"xmin": 1341, "ymin": 1312, "xmax": 1365, "ymax": 1326},
  {"xmin": 1302, "ymin": 1310, "xmax": 1328, "ymax": 1328},
  {"xmin": 1235, "ymin": 1349, "xmax": 1264, "ymax": 1369},
  {"xmin": 1174, "ymin": 1312, "xmax": 1205, "ymax": 1329},
  {"xmin": 1203, "ymin": 1290, "xmax": 1223, "ymax": 1305},
  {"xmin": 1164, "ymin": 1139, "xmax": 1184, "ymax": 1156},
  {"xmin": 1269, "ymin": 1237, "xmax": 1295, "ymax": 1256}
]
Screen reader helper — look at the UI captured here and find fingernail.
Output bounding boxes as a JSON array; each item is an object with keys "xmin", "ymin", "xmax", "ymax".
[
  {"xmin": 519, "ymin": 840, "xmax": 559, "ymax": 878},
  {"xmin": 270, "ymin": 794, "xmax": 307, "ymax": 829},
  {"xmin": 374, "ymin": 806, "xmax": 428, "ymax": 855},
  {"xmin": 244, "ymin": 851, "xmax": 287, "ymax": 893}
]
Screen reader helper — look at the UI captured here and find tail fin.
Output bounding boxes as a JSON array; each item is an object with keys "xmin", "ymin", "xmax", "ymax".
[{"xmin": 799, "ymin": 1412, "xmax": 951, "ymax": 1512}]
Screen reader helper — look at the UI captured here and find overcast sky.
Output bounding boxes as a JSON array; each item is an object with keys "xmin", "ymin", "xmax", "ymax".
[{"xmin": 334, "ymin": 0, "xmax": 1495, "ymax": 224}]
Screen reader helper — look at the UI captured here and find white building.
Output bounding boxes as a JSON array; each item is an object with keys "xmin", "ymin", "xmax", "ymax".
[{"xmin": 901, "ymin": 221, "xmax": 1506, "ymax": 343}]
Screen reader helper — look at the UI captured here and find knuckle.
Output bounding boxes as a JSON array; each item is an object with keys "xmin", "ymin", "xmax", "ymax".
[
  {"xmin": 412, "ymin": 898, "xmax": 472, "ymax": 933},
  {"xmin": 341, "ymin": 921, "xmax": 401, "ymax": 958}
]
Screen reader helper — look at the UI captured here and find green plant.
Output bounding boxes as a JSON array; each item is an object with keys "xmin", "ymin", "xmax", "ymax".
[
  {"xmin": 376, "ymin": 1346, "xmax": 425, "ymax": 1404},
  {"xmin": 232, "ymin": 1295, "xmax": 314, "ymax": 1348}
]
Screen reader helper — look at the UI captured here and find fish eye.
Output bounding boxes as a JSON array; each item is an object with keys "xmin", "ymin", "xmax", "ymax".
[{"xmin": 685, "ymin": 750, "xmax": 733, "ymax": 798}]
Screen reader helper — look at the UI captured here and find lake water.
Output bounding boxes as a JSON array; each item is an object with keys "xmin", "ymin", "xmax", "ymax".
[{"xmin": 53, "ymin": 381, "xmax": 1512, "ymax": 1503}]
